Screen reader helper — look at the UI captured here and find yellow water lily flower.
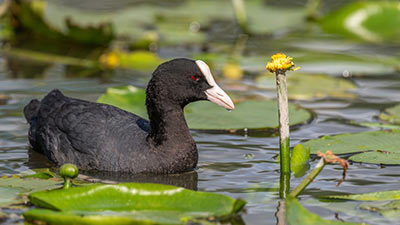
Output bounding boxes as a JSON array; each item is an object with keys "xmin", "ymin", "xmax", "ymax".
[
  {"xmin": 266, "ymin": 53, "xmax": 300, "ymax": 73},
  {"xmin": 99, "ymin": 51, "xmax": 120, "ymax": 69}
]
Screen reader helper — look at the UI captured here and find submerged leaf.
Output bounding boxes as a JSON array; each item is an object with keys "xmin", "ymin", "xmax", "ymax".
[
  {"xmin": 25, "ymin": 183, "xmax": 245, "ymax": 225},
  {"xmin": 97, "ymin": 86, "xmax": 312, "ymax": 130}
]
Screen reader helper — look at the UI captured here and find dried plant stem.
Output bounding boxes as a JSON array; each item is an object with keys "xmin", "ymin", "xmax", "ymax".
[
  {"xmin": 289, "ymin": 158, "xmax": 325, "ymax": 198},
  {"xmin": 276, "ymin": 71, "xmax": 291, "ymax": 198}
]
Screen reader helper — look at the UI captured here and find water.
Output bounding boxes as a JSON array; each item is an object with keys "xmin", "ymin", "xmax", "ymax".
[{"xmin": 1, "ymin": 1, "xmax": 400, "ymax": 224}]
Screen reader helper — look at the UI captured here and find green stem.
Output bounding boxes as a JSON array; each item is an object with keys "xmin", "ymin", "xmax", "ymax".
[
  {"xmin": 63, "ymin": 177, "xmax": 71, "ymax": 189},
  {"xmin": 231, "ymin": 0, "xmax": 248, "ymax": 33},
  {"xmin": 289, "ymin": 158, "xmax": 325, "ymax": 197},
  {"xmin": 280, "ymin": 171, "xmax": 290, "ymax": 199},
  {"xmin": 276, "ymin": 71, "xmax": 291, "ymax": 198}
]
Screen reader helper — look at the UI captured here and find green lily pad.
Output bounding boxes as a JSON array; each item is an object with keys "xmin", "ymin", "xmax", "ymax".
[
  {"xmin": 286, "ymin": 196, "xmax": 362, "ymax": 225},
  {"xmin": 24, "ymin": 183, "xmax": 245, "ymax": 225},
  {"xmin": 23, "ymin": 168, "xmax": 58, "ymax": 179},
  {"xmin": 326, "ymin": 190, "xmax": 400, "ymax": 201},
  {"xmin": 349, "ymin": 151, "xmax": 400, "ymax": 165},
  {"xmin": 299, "ymin": 130, "xmax": 400, "ymax": 164},
  {"xmin": 360, "ymin": 200, "xmax": 400, "ymax": 218},
  {"xmin": 300, "ymin": 129, "xmax": 400, "ymax": 158},
  {"xmin": 320, "ymin": 1, "xmax": 400, "ymax": 43},
  {"xmin": 256, "ymin": 73, "xmax": 356, "ymax": 100},
  {"xmin": 321, "ymin": 1, "xmax": 400, "ymax": 42},
  {"xmin": 354, "ymin": 122, "xmax": 400, "ymax": 130},
  {"xmin": 0, "ymin": 186, "xmax": 24, "ymax": 207},
  {"xmin": 97, "ymin": 86, "xmax": 312, "ymax": 130},
  {"xmin": 10, "ymin": 0, "xmax": 114, "ymax": 45},
  {"xmin": 0, "ymin": 176, "xmax": 61, "ymax": 207},
  {"xmin": 379, "ymin": 104, "xmax": 400, "ymax": 125}
]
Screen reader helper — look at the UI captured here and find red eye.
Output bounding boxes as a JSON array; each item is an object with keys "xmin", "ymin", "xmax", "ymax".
[{"xmin": 191, "ymin": 75, "xmax": 200, "ymax": 81}]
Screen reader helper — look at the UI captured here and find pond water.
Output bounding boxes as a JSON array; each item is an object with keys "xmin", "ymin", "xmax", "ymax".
[{"xmin": 1, "ymin": 0, "xmax": 400, "ymax": 224}]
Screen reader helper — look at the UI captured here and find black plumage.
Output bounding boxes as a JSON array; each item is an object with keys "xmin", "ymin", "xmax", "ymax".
[{"xmin": 24, "ymin": 58, "xmax": 234, "ymax": 174}]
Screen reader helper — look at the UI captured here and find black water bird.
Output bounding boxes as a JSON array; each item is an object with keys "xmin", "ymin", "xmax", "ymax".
[{"xmin": 24, "ymin": 58, "xmax": 234, "ymax": 174}]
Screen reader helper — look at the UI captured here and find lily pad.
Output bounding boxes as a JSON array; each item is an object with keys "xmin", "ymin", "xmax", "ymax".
[
  {"xmin": 360, "ymin": 200, "xmax": 400, "ymax": 218},
  {"xmin": 256, "ymin": 73, "xmax": 356, "ymax": 100},
  {"xmin": 349, "ymin": 151, "xmax": 400, "ymax": 165},
  {"xmin": 327, "ymin": 190, "xmax": 400, "ymax": 201},
  {"xmin": 286, "ymin": 196, "xmax": 361, "ymax": 225},
  {"xmin": 97, "ymin": 86, "xmax": 312, "ymax": 130},
  {"xmin": 0, "ymin": 176, "xmax": 61, "ymax": 207},
  {"xmin": 379, "ymin": 104, "xmax": 400, "ymax": 125},
  {"xmin": 24, "ymin": 183, "xmax": 245, "ymax": 225},
  {"xmin": 320, "ymin": 1, "xmax": 400, "ymax": 43},
  {"xmin": 299, "ymin": 130, "xmax": 400, "ymax": 165},
  {"xmin": 10, "ymin": 0, "xmax": 114, "ymax": 45}
]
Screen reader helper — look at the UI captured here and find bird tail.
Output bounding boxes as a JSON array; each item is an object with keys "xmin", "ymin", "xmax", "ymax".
[{"xmin": 24, "ymin": 99, "xmax": 41, "ymax": 124}]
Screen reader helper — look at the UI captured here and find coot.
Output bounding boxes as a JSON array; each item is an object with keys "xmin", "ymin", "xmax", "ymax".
[{"xmin": 24, "ymin": 58, "xmax": 234, "ymax": 174}]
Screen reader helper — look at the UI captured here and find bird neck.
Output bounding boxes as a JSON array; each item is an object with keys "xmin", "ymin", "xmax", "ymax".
[{"xmin": 146, "ymin": 96, "xmax": 193, "ymax": 146}]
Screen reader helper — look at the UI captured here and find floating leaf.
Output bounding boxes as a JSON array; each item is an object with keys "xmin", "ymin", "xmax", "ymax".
[
  {"xmin": 291, "ymin": 144, "xmax": 310, "ymax": 177},
  {"xmin": 97, "ymin": 86, "xmax": 312, "ymax": 130},
  {"xmin": 349, "ymin": 151, "xmax": 400, "ymax": 165},
  {"xmin": 300, "ymin": 130, "xmax": 400, "ymax": 153},
  {"xmin": 326, "ymin": 190, "xmax": 400, "ymax": 201},
  {"xmin": 286, "ymin": 196, "xmax": 361, "ymax": 225},
  {"xmin": 320, "ymin": 1, "xmax": 400, "ymax": 43},
  {"xmin": 256, "ymin": 73, "xmax": 356, "ymax": 100},
  {"xmin": 10, "ymin": 0, "xmax": 114, "ymax": 45},
  {"xmin": 22, "ymin": 168, "xmax": 58, "ymax": 180},
  {"xmin": 299, "ymin": 130, "xmax": 400, "ymax": 164},
  {"xmin": 0, "ymin": 177, "xmax": 61, "ymax": 207},
  {"xmin": 24, "ymin": 183, "xmax": 245, "ymax": 225},
  {"xmin": 0, "ymin": 186, "xmax": 24, "ymax": 207},
  {"xmin": 354, "ymin": 122, "xmax": 400, "ymax": 130},
  {"xmin": 360, "ymin": 200, "xmax": 400, "ymax": 218},
  {"xmin": 379, "ymin": 104, "xmax": 400, "ymax": 125}
]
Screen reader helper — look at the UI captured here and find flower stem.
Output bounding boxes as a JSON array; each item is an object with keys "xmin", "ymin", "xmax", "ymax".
[
  {"xmin": 289, "ymin": 158, "xmax": 325, "ymax": 197},
  {"xmin": 63, "ymin": 177, "xmax": 71, "ymax": 189},
  {"xmin": 276, "ymin": 71, "xmax": 291, "ymax": 198}
]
